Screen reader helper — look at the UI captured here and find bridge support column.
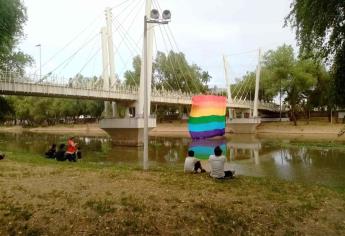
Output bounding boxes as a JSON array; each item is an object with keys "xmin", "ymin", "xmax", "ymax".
[
  {"xmin": 112, "ymin": 102, "xmax": 117, "ymax": 118},
  {"xmin": 99, "ymin": 118, "xmax": 156, "ymax": 146},
  {"xmin": 99, "ymin": 2, "xmax": 157, "ymax": 146},
  {"xmin": 227, "ymin": 117, "xmax": 261, "ymax": 134}
]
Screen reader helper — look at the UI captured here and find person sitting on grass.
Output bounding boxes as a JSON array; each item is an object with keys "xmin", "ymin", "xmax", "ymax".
[
  {"xmin": 65, "ymin": 137, "xmax": 77, "ymax": 162},
  {"xmin": 45, "ymin": 144, "xmax": 57, "ymax": 159},
  {"xmin": 55, "ymin": 144, "xmax": 67, "ymax": 161},
  {"xmin": 0, "ymin": 153, "xmax": 5, "ymax": 160},
  {"xmin": 184, "ymin": 150, "xmax": 206, "ymax": 173},
  {"xmin": 208, "ymin": 146, "xmax": 234, "ymax": 179},
  {"xmin": 76, "ymin": 146, "xmax": 82, "ymax": 160}
]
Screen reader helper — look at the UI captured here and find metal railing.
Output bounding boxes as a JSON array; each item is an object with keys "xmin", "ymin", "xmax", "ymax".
[{"xmin": 0, "ymin": 70, "xmax": 282, "ymax": 111}]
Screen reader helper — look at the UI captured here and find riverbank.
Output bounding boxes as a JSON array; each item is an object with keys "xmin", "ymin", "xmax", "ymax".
[
  {"xmin": 1, "ymin": 121, "xmax": 344, "ymax": 140},
  {"xmin": 0, "ymin": 156, "xmax": 344, "ymax": 235}
]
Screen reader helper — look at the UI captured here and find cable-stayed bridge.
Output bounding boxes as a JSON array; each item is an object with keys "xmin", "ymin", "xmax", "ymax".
[
  {"xmin": 0, "ymin": 71, "xmax": 279, "ymax": 111},
  {"xmin": 0, "ymin": 0, "xmax": 283, "ymax": 144}
]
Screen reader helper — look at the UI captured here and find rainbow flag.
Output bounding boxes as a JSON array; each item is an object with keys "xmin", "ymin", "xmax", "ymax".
[
  {"xmin": 188, "ymin": 95, "xmax": 226, "ymax": 139},
  {"xmin": 189, "ymin": 139, "xmax": 227, "ymax": 160}
]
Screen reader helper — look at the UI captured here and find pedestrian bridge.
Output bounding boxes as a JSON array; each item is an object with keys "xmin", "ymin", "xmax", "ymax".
[{"xmin": 0, "ymin": 74, "xmax": 280, "ymax": 112}]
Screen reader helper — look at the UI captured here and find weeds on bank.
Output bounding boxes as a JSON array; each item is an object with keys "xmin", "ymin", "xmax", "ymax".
[{"xmin": 265, "ymin": 140, "xmax": 345, "ymax": 150}]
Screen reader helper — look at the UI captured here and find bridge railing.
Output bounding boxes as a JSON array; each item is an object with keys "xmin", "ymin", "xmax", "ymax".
[{"xmin": 0, "ymin": 70, "xmax": 283, "ymax": 111}]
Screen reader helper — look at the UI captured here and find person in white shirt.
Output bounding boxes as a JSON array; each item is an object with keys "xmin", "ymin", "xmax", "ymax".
[
  {"xmin": 184, "ymin": 150, "xmax": 205, "ymax": 173},
  {"xmin": 209, "ymin": 146, "xmax": 234, "ymax": 179}
]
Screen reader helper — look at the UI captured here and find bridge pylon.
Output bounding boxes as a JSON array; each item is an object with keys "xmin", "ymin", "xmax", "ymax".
[
  {"xmin": 99, "ymin": 1, "xmax": 156, "ymax": 146},
  {"xmin": 224, "ymin": 49, "xmax": 262, "ymax": 134}
]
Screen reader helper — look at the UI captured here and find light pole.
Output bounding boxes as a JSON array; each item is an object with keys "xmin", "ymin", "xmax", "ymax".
[
  {"xmin": 143, "ymin": 9, "xmax": 171, "ymax": 170},
  {"xmin": 279, "ymin": 77, "xmax": 282, "ymax": 121},
  {"xmin": 35, "ymin": 44, "xmax": 42, "ymax": 80}
]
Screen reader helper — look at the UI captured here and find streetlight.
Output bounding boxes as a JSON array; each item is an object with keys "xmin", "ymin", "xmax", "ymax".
[
  {"xmin": 143, "ymin": 9, "xmax": 171, "ymax": 170},
  {"xmin": 35, "ymin": 44, "xmax": 42, "ymax": 80}
]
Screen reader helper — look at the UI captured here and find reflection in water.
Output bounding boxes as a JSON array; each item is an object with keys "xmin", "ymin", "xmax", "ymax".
[
  {"xmin": 1, "ymin": 132, "xmax": 345, "ymax": 188},
  {"xmin": 189, "ymin": 139, "xmax": 227, "ymax": 160}
]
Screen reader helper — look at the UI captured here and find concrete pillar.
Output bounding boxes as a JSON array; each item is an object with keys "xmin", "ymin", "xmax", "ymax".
[
  {"xmin": 253, "ymin": 49, "xmax": 262, "ymax": 117},
  {"xmin": 101, "ymin": 27, "xmax": 111, "ymax": 117},
  {"xmin": 230, "ymin": 148, "xmax": 235, "ymax": 161},
  {"xmin": 137, "ymin": 0, "xmax": 153, "ymax": 118},
  {"xmin": 254, "ymin": 150, "xmax": 260, "ymax": 165},
  {"xmin": 223, "ymin": 55, "xmax": 233, "ymax": 119},
  {"xmin": 105, "ymin": 7, "xmax": 117, "ymax": 118}
]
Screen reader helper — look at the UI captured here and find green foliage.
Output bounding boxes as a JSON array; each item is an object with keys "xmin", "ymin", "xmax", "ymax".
[
  {"xmin": 263, "ymin": 45, "xmax": 322, "ymax": 124},
  {"xmin": 3, "ymin": 96, "xmax": 104, "ymax": 126},
  {"xmin": 285, "ymin": 0, "xmax": 344, "ymax": 59},
  {"xmin": 231, "ymin": 45, "xmax": 331, "ymax": 124},
  {"xmin": 0, "ymin": 0, "xmax": 32, "ymax": 73},
  {"xmin": 286, "ymin": 0, "xmax": 345, "ymax": 107},
  {"xmin": 124, "ymin": 56, "xmax": 141, "ymax": 87},
  {"xmin": 332, "ymin": 44, "xmax": 345, "ymax": 106},
  {"xmin": 230, "ymin": 70, "xmax": 277, "ymax": 102},
  {"xmin": 124, "ymin": 51, "xmax": 210, "ymax": 93},
  {"xmin": 0, "ymin": 96, "xmax": 14, "ymax": 121}
]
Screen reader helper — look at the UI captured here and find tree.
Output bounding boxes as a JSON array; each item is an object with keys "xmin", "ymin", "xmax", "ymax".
[
  {"xmin": 230, "ymin": 70, "xmax": 277, "ymax": 102},
  {"xmin": 124, "ymin": 56, "xmax": 141, "ymax": 87},
  {"xmin": 0, "ymin": 96, "xmax": 14, "ymax": 122},
  {"xmin": 154, "ymin": 51, "xmax": 210, "ymax": 93},
  {"xmin": 285, "ymin": 0, "xmax": 345, "ymax": 107},
  {"xmin": 263, "ymin": 45, "xmax": 318, "ymax": 125},
  {"xmin": 0, "ymin": 0, "xmax": 32, "ymax": 73},
  {"xmin": 124, "ymin": 51, "xmax": 211, "ymax": 93}
]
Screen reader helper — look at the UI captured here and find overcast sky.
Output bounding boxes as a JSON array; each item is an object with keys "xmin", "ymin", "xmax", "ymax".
[{"xmin": 20, "ymin": 0, "xmax": 297, "ymax": 87}]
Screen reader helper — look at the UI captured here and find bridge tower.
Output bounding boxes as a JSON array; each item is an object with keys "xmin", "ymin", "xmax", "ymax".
[
  {"xmin": 99, "ymin": 0, "xmax": 157, "ymax": 146},
  {"xmin": 225, "ymin": 49, "xmax": 262, "ymax": 134}
]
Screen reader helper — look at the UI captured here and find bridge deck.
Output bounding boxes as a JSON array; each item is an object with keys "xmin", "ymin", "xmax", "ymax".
[{"xmin": 0, "ymin": 80, "xmax": 280, "ymax": 111}]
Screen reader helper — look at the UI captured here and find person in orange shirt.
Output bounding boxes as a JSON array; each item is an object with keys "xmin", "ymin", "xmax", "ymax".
[{"xmin": 66, "ymin": 137, "xmax": 77, "ymax": 162}]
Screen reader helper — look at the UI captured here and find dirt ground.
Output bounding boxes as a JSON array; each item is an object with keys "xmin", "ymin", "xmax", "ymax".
[
  {"xmin": 0, "ymin": 160, "xmax": 345, "ymax": 235},
  {"xmin": 1, "ymin": 121, "xmax": 344, "ymax": 138}
]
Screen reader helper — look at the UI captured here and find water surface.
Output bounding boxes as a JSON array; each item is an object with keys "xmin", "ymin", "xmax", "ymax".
[{"xmin": 0, "ymin": 132, "xmax": 344, "ymax": 188}]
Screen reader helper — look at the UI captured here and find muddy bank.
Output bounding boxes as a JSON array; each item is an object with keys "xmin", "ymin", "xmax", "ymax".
[{"xmin": 0, "ymin": 121, "xmax": 344, "ymax": 140}]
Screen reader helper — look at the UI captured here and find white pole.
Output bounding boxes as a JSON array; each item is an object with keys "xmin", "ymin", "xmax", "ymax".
[
  {"xmin": 143, "ymin": 16, "xmax": 149, "ymax": 170},
  {"xmin": 101, "ymin": 27, "xmax": 110, "ymax": 117},
  {"xmin": 253, "ymin": 48, "xmax": 262, "ymax": 118},
  {"xmin": 138, "ymin": 0, "xmax": 153, "ymax": 118},
  {"xmin": 35, "ymin": 44, "xmax": 42, "ymax": 80},
  {"xmin": 223, "ymin": 55, "xmax": 233, "ymax": 119},
  {"xmin": 105, "ymin": 7, "xmax": 117, "ymax": 117},
  {"xmin": 39, "ymin": 45, "xmax": 42, "ymax": 80}
]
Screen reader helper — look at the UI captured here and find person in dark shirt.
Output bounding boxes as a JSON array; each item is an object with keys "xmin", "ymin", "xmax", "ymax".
[
  {"xmin": 45, "ymin": 144, "xmax": 57, "ymax": 159},
  {"xmin": 55, "ymin": 144, "xmax": 67, "ymax": 161},
  {"xmin": 0, "ymin": 153, "xmax": 5, "ymax": 160}
]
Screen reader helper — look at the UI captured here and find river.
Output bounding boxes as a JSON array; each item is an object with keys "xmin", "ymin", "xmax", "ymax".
[{"xmin": 0, "ymin": 132, "xmax": 345, "ymax": 188}]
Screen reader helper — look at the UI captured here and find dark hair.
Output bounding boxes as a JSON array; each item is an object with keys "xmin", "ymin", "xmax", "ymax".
[
  {"xmin": 52, "ymin": 144, "xmax": 57, "ymax": 148},
  {"xmin": 188, "ymin": 150, "xmax": 194, "ymax": 157},
  {"xmin": 214, "ymin": 146, "xmax": 222, "ymax": 156},
  {"xmin": 58, "ymin": 143, "xmax": 66, "ymax": 150}
]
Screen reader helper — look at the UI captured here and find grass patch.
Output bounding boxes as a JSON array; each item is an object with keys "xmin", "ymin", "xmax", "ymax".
[{"xmin": 0, "ymin": 159, "xmax": 344, "ymax": 235}]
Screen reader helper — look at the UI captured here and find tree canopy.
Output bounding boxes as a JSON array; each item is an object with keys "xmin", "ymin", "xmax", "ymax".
[
  {"xmin": 0, "ymin": 0, "xmax": 31, "ymax": 74},
  {"xmin": 230, "ymin": 45, "xmax": 330, "ymax": 124},
  {"xmin": 124, "ymin": 51, "xmax": 211, "ymax": 93},
  {"xmin": 286, "ymin": 0, "xmax": 345, "ymax": 106}
]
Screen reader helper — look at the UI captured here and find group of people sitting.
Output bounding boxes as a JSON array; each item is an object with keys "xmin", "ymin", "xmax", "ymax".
[
  {"xmin": 184, "ymin": 146, "xmax": 234, "ymax": 179},
  {"xmin": 45, "ymin": 137, "xmax": 81, "ymax": 162}
]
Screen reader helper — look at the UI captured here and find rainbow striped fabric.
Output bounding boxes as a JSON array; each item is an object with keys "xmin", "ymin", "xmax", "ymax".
[
  {"xmin": 189, "ymin": 139, "xmax": 227, "ymax": 160},
  {"xmin": 188, "ymin": 95, "xmax": 226, "ymax": 139}
]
